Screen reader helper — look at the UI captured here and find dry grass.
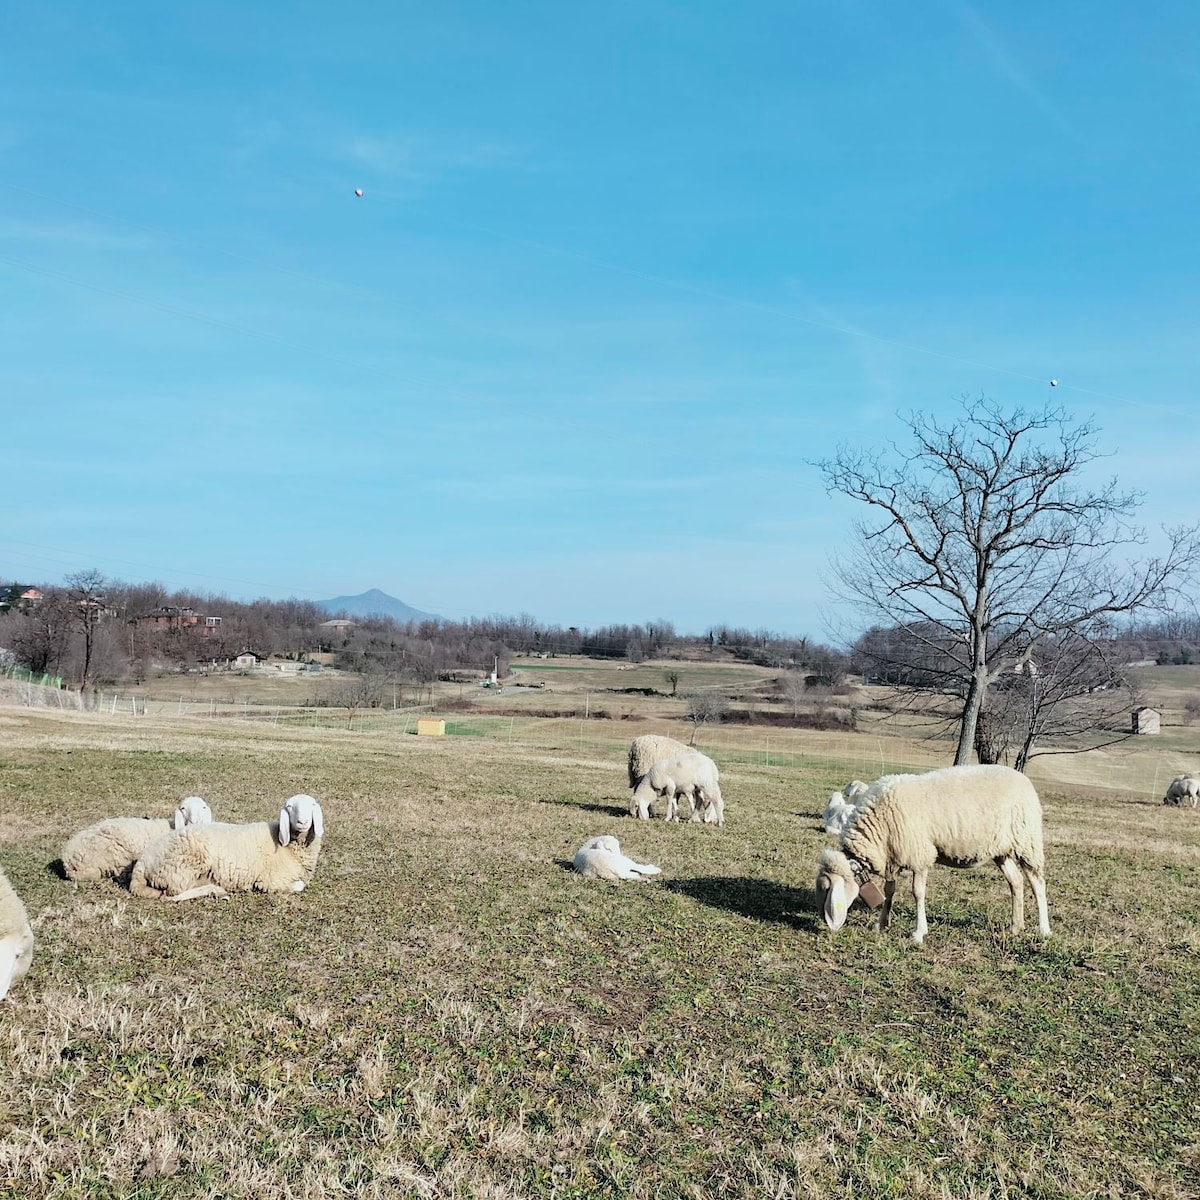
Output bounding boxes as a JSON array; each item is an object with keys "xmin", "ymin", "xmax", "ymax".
[{"xmin": 1, "ymin": 703, "xmax": 1198, "ymax": 1198}]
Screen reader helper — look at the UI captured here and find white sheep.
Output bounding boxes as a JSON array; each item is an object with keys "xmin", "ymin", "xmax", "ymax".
[
  {"xmin": 573, "ymin": 835, "xmax": 662, "ymax": 883},
  {"xmin": 0, "ymin": 864, "xmax": 34, "ymax": 1001},
  {"xmin": 630, "ymin": 750, "xmax": 724, "ymax": 825},
  {"xmin": 1162, "ymin": 775, "xmax": 1200, "ymax": 807},
  {"xmin": 61, "ymin": 796, "xmax": 214, "ymax": 882},
  {"xmin": 815, "ymin": 764, "xmax": 1050, "ymax": 945},
  {"xmin": 627, "ymin": 733, "xmax": 691, "ymax": 793},
  {"xmin": 822, "ymin": 780, "xmax": 870, "ymax": 837},
  {"xmin": 129, "ymin": 794, "xmax": 324, "ymax": 901}
]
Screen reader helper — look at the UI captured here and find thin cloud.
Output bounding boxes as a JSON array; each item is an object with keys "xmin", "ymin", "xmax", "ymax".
[
  {"xmin": 338, "ymin": 132, "xmax": 521, "ymax": 183},
  {"xmin": 950, "ymin": 0, "xmax": 1074, "ymax": 136},
  {"xmin": 0, "ymin": 217, "xmax": 152, "ymax": 250}
]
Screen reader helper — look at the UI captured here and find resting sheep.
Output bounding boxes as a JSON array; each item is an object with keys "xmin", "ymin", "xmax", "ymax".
[
  {"xmin": 573, "ymin": 835, "xmax": 661, "ymax": 883},
  {"xmin": 129, "ymin": 794, "xmax": 324, "ymax": 901},
  {"xmin": 1163, "ymin": 775, "xmax": 1200, "ymax": 807},
  {"xmin": 630, "ymin": 750, "xmax": 724, "ymax": 825},
  {"xmin": 0, "ymin": 864, "xmax": 34, "ymax": 1001},
  {"xmin": 61, "ymin": 796, "xmax": 214, "ymax": 882},
  {"xmin": 627, "ymin": 734, "xmax": 691, "ymax": 790},
  {"xmin": 822, "ymin": 780, "xmax": 870, "ymax": 837},
  {"xmin": 815, "ymin": 764, "xmax": 1050, "ymax": 945}
]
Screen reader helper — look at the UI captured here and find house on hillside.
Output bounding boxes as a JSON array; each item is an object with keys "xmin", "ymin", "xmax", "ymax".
[
  {"xmin": 133, "ymin": 606, "xmax": 223, "ymax": 634},
  {"xmin": 233, "ymin": 651, "xmax": 265, "ymax": 670}
]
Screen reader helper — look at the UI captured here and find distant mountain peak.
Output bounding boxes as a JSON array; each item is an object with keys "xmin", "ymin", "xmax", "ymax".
[{"xmin": 317, "ymin": 589, "xmax": 440, "ymax": 624}]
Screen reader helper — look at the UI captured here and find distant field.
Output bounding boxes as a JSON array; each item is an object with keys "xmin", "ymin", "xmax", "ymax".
[{"xmin": 1, "ymin": 705, "xmax": 1197, "ymax": 1197}]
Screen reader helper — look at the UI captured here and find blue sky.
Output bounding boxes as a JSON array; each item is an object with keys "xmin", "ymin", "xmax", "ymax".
[{"xmin": 2, "ymin": 2, "xmax": 1198, "ymax": 636}]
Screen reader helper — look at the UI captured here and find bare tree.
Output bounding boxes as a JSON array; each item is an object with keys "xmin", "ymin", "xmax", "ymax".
[
  {"xmin": 665, "ymin": 670, "xmax": 680, "ymax": 696},
  {"xmin": 65, "ymin": 569, "xmax": 108, "ymax": 690},
  {"xmin": 778, "ymin": 670, "xmax": 808, "ymax": 718},
  {"xmin": 821, "ymin": 398, "xmax": 1200, "ymax": 766},
  {"xmin": 684, "ymin": 691, "xmax": 728, "ymax": 745}
]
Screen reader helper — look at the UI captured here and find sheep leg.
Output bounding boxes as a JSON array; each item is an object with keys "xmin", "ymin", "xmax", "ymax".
[
  {"xmin": 996, "ymin": 856, "xmax": 1026, "ymax": 933},
  {"xmin": 1025, "ymin": 866, "xmax": 1051, "ymax": 937},
  {"xmin": 875, "ymin": 878, "xmax": 897, "ymax": 931},
  {"xmin": 909, "ymin": 870, "xmax": 929, "ymax": 944},
  {"xmin": 164, "ymin": 883, "xmax": 230, "ymax": 902}
]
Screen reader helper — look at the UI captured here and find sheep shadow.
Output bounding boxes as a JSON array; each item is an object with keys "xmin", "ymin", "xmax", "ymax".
[
  {"xmin": 666, "ymin": 875, "xmax": 822, "ymax": 933},
  {"xmin": 539, "ymin": 796, "xmax": 629, "ymax": 818},
  {"xmin": 46, "ymin": 858, "xmax": 67, "ymax": 880}
]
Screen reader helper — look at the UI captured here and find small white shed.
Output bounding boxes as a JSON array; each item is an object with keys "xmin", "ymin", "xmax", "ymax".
[{"xmin": 1132, "ymin": 707, "xmax": 1161, "ymax": 735}]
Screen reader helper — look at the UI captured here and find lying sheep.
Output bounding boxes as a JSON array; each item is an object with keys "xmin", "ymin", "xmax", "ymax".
[
  {"xmin": 630, "ymin": 750, "xmax": 724, "ymax": 825},
  {"xmin": 1163, "ymin": 775, "xmax": 1200, "ymax": 807},
  {"xmin": 130, "ymin": 794, "xmax": 324, "ymax": 901},
  {"xmin": 815, "ymin": 764, "xmax": 1050, "ymax": 945},
  {"xmin": 573, "ymin": 835, "xmax": 662, "ymax": 883},
  {"xmin": 627, "ymin": 734, "xmax": 690, "ymax": 789},
  {"xmin": 61, "ymin": 796, "xmax": 214, "ymax": 882},
  {"xmin": 0, "ymin": 864, "xmax": 34, "ymax": 1001},
  {"xmin": 822, "ymin": 780, "xmax": 870, "ymax": 837}
]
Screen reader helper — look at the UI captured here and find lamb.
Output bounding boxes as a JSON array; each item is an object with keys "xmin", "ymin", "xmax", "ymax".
[
  {"xmin": 129, "ymin": 794, "xmax": 324, "ymax": 901},
  {"xmin": 572, "ymin": 835, "xmax": 662, "ymax": 883},
  {"xmin": 0, "ymin": 864, "xmax": 34, "ymax": 1001},
  {"xmin": 627, "ymin": 734, "xmax": 691, "ymax": 789},
  {"xmin": 822, "ymin": 780, "xmax": 870, "ymax": 836},
  {"xmin": 61, "ymin": 796, "xmax": 214, "ymax": 882},
  {"xmin": 815, "ymin": 764, "xmax": 1050, "ymax": 945},
  {"xmin": 630, "ymin": 750, "xmax": 724, "ymax": 825},
  {"xmin": 1162, "ymin": 775, "xmax": 1200, "ymax": 807}
]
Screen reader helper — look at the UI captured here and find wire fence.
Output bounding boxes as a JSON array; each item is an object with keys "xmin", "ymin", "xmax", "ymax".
[{"xmin": 0, "ymin": 674, "xmax": 1172, "ymax": 802}]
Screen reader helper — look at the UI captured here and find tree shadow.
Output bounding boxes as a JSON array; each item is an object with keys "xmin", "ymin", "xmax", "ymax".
[{"xmin": 666, "ymin": 875, "xmax": 823, "ymax": 933}]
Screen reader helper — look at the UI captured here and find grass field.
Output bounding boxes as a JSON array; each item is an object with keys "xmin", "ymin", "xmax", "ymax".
[{"xmin": 1, "ymin": 703, "xmax": 1198, "ymax": 1199}]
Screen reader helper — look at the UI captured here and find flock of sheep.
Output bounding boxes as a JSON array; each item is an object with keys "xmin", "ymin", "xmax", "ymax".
[
  {"xmin": 2, "ymin": 729, "xmax": 1196, "ymax": 1001},
  {"xmin": 0, "ymin": 792, "xmax": 325, "ymax": 1000}
]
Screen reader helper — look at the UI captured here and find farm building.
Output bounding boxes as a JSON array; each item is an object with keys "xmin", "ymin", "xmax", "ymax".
[{"xmin": 1132, "ymin": 707, "xmax": 1161, "ymax": 735}]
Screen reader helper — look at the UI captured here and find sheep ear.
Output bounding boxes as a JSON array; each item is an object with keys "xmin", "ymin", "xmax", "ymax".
[
  {"xmin": 172, "ymin": 809, "xmax": 185, "ymax": 832},
  {"xmin": 277, "ymin": 808, "xmax": 292, "ymax": 846},
  {"xmin": 823, "ymin": 876, "xmax": 851, "ymax": 931},
  {"xmin": 311, "ymin": 803, "xmax": 324, "ymax": 840}
]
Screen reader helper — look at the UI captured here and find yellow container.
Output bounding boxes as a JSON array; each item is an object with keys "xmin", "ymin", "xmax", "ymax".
[{"xmin": 417, "ymin": 718, "xmax": 446, "ymax": 736}]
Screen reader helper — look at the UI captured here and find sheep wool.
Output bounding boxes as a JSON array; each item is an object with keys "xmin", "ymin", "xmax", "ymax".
[
  {"xmin": 630, "ymin": 750, "xmax": 724, "ymax": 825},
  {"xmin": 573, "ymin": 835, "xmax": 662, "ymax": 883},
  {"xmin": 0, "ymin": 864, "xmax": 34, "ymax": 1001},
  {"xmin": 61, "ymin": 796, "xmax": 214, "ymax": 882},
  {"xmin": 815, "ymin": 764, "xmax": 1050, "ymax": 944},
  {"xmin": 627, "ymin": 734, "xmax": 691, "ymax": 790},
  {"xmin": 130, "ymin": 794, "xmax": 324, "ymax": 902}
]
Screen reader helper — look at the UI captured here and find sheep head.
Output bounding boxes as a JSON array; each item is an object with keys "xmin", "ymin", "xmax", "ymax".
[
  {"xmin": 815, "ymin": 849, "xmax": 860, "ymax": 931},
  {"xmin": 173, "ymin": 796, "xmax": 213, "ymax": 832},
  {"xmin": 278, "ymin": 794, "xmax": 324, "ymax": 847}
]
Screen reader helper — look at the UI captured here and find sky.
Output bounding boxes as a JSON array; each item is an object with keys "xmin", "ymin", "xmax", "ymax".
[{"xmin": 2, "ymin": 2, "xmax": 1199, "ymax": 638}]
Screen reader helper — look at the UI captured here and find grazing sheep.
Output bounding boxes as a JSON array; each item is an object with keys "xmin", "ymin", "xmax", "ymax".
[
  {"xmin": 0, "ymin": 864, "xmax": 34, "ymax": 1001},
  {"xmin": 627, "ymin": 734, "xmax": 690, "ymax": 790},
  {"xmin": 822, "ymin": 780, "xmax": 870, "ymax": 837},
  {"xmin": 573, "ymin": 835, "xmax": 662, "ymax": 883},
  {"xmin": 129, "ymin": 794, "xmax": 324, "ymax": 901},
  {"xmin": 630, "ymin": 750, "xmax": 724, "ymax": 825},
  {"xmin": 815, "ymin": 764, "xmax": 1050, "ymax": 945},
  {"xmin": 1162, "ymin": 775, "xmax": 1200, "ymax": 807},
  {"xmin": 61, "ymin": 796, "xmax": 214, "ymax": 882}
]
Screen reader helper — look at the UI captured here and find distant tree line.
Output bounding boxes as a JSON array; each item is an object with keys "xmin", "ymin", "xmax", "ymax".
[{"xmin": 0, "ymin": 575, "xmax": 846, "ymax": 691}]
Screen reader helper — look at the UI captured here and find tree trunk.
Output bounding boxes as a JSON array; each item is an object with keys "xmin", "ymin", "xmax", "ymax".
[{"xmin": 955, "ymin": 671, "xmax": 987, "ymax": 764}]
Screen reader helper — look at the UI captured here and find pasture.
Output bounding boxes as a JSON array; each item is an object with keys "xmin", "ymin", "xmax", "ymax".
[{"xmin": 0, "ymin": 704, "xmax": 1198, "ymax": 1199}]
